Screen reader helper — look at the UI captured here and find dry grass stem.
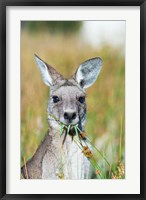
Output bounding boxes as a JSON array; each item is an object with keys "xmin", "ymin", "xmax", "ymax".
[{"xmin": 23, "ymin": 156, "xmax": 29, "ymax": 179}]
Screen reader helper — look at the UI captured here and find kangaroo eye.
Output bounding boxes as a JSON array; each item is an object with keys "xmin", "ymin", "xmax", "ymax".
[
  {"xmin": 78, "ymin": 96, "xmax": 85, "ymax": 103},
  {"xmin": 52, "ymin": 96, "xmax": 60, "ymax": 103}
]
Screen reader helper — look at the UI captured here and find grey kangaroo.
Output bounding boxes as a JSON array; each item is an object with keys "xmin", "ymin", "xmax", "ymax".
[{"xmin": 21, "ymin": 55, "xmax": 102, "ymax": 179}]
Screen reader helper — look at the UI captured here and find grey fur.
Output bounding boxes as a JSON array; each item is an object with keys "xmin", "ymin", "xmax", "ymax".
[{"xmin": 21, "ymin": 55, "xmax": 102, "ymax": 179}]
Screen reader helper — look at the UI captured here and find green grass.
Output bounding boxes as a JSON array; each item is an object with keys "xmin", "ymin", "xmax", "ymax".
[{"xmin": 21, "ymin": 30, "xmax": 125, "ymax": 179}]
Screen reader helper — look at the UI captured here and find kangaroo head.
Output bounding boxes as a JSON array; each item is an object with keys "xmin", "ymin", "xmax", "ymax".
[{"xmin": 35, "ymin": 54, "xmax": 102, "ymax": 129}]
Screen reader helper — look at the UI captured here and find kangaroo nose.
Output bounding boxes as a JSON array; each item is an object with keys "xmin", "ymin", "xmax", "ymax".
[{"xmin": 64, "ymin": 112, "xmax": 76, "ymax": 121}]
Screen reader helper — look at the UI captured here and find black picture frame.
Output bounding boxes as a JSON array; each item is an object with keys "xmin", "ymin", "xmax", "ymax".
[{"xmin": 0, "ymin": 0, "xmax": 145, "ymax": 199}]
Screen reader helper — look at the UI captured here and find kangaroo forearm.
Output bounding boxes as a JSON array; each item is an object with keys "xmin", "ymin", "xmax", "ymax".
[{"xmin": 21, "ymin": 132, "xmax": 52, "ymax": 179}]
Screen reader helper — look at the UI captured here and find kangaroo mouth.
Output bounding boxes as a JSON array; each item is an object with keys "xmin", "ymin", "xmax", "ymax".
[
  {"xmin": 61, "ymin": 118, "xmax": 79, "ymax": 126},
  {"xmin": 48, "ymin": 113, "xmax": 78, "ymax": 127},
  {"xmin": 64, "ymin": 121, "xmax": 77, "ymax": 125},
  {"xmin": 61, "ymin": 120, "xmax": 79, "ymax": 126}
]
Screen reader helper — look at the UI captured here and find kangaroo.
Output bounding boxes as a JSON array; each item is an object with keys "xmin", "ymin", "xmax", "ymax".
[{"xmin": 21, "ymin": 54, "xmax": 102, "ymax": 179}]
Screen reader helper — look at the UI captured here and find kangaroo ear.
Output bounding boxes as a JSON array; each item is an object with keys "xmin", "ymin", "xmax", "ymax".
[
  {"xmin": 74, "ymin": 57, "xmax": 102, "ymax": 89},
  {"xmin": 34, "ymin": 54, "xmax": 64, "ymax": 86}
]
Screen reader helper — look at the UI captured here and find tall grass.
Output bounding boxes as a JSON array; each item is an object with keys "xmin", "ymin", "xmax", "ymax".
[{"xmin": 21, "ymin": 30, "xmax": 125, "ymax": 178}]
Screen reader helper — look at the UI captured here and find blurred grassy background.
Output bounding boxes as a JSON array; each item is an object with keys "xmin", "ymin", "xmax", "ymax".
[{"xmin": 21, "ymin": 21, "xmax": 125, "ymax": 178}]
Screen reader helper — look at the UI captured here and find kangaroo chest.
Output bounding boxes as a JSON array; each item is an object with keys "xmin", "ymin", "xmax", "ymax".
[{"xmin": 42, "ymin": 135, "xmax": 90, "ymax": 179}]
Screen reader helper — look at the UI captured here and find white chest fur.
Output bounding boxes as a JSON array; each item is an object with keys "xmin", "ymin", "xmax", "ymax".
[{"xmin": 42, "ymin": 134, "xmax": 90, "ymax": 179}]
